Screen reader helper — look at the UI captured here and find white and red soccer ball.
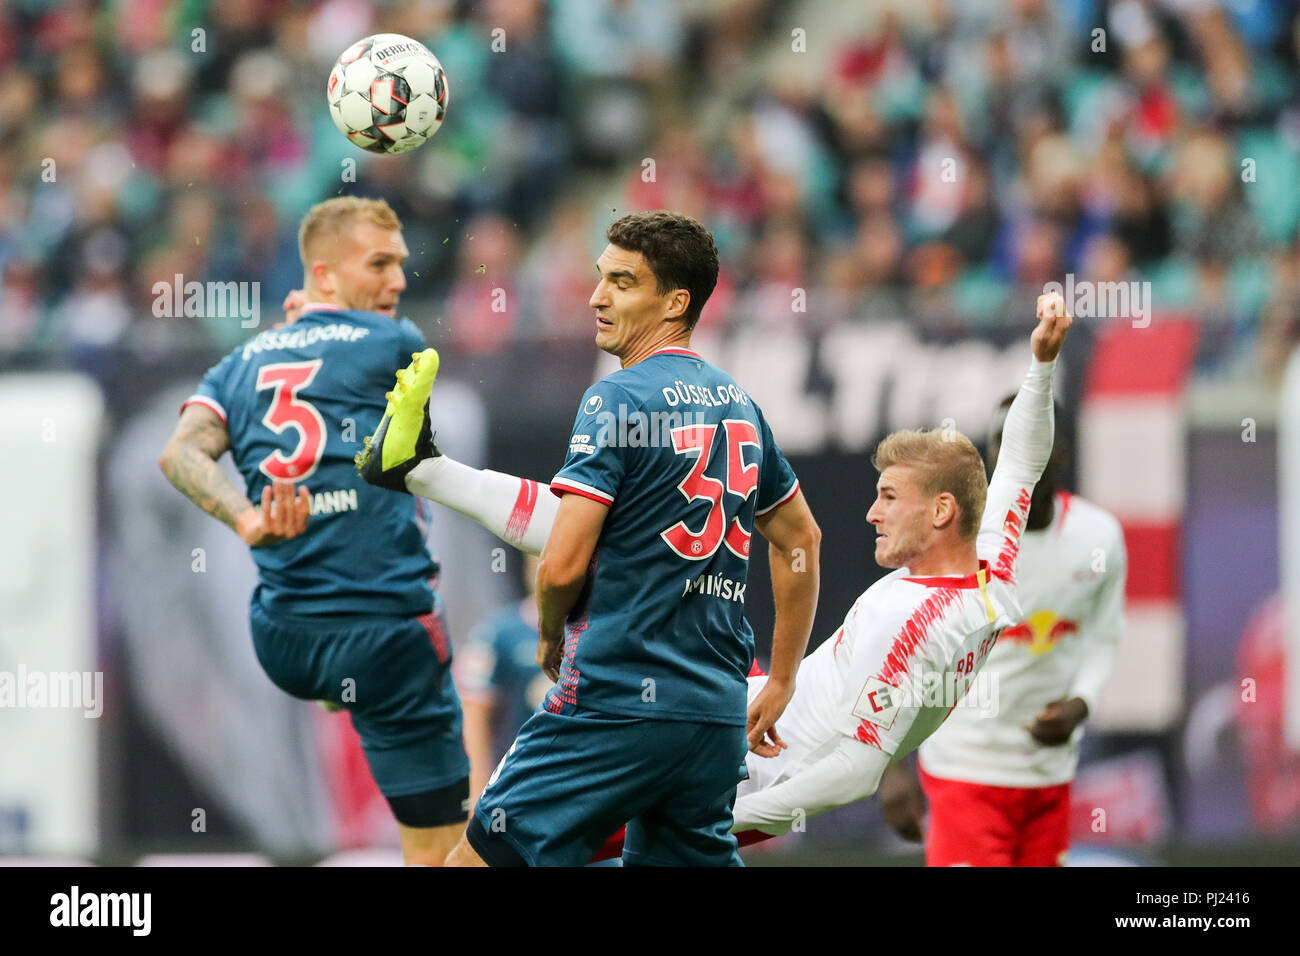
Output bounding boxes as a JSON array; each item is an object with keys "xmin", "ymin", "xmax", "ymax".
[{"xmin": 327, "ymin": 33, "xmax": 449, "ymax": 155}]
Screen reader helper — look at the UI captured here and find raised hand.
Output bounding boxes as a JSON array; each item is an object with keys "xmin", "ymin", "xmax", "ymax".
[{"xmin": 1032, "ymin": 290, "xmax": 1072, "ymax": 363}]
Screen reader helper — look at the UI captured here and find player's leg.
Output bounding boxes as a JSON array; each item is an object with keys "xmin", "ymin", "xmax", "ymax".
[
  {"xmin": 405, "ymin": 456, "xmax": 557, "ymax": 556},
  {"xmin": 332, "ymin": 600, "xmax": 472, "ymax": 866},
  {"xmin": 452, "ymin": 709, "xmax": 669, "ymax": 867},
  {"xmin": 622, "ymin": 722, "xmax": 750, "ymax": 867},
  {"xmin": 249, "ymin": 600, "xmax": 471, "ymax": 864},
  {"xmin": 397, "ymin": 821, "xmax": 464, "ymax": 866},
  {"xmin": 445, "ymin": 832, "xmax": 489, "ymax": 866},
  {"xmin": 917, "ymin": 765, "xmax": 1017, "ymax": 866},
  {"xmin": 588, "ymin": 673, "xmax": 774, "ymax": 864},
  {"xmin": 356, "ymin": 348, "xmax": 557, "ymax": 554},
  {"xmin": 1011, "ymin": 782, "xmax": 1071, "ymax": 866}
]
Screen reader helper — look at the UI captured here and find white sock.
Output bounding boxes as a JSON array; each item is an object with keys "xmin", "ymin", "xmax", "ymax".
[{"xmin": 403, "ymin": 455, "xmax": 557, "ymax": 555}]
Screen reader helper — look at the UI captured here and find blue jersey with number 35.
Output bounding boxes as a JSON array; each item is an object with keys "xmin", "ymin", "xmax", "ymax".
[
  {"xmin": 182, "ymin": 306, "xmax": 438, "ymax": 620},
  {"xmin": 547, "ymin": 346, "xmax": 799, "ymax": 726}
]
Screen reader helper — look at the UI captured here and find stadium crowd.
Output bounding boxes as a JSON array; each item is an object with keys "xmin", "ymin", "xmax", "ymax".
[{"xmin": 1, "ymin": 0, "xmax": 1299, "ymax": 380}]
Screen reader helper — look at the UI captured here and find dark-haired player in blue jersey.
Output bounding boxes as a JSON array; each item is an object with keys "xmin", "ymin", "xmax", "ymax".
[
  {"xmin": 159, "ymin": 197, "xmax": 469, "ymax": 866},
  {"xmin": 360, "ymin": 211, "xmax": 822, "ymax": 866}
]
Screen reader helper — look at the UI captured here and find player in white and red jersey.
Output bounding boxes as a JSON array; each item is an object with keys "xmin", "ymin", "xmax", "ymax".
[
  {"xmin": 878, "ymin": 393, "xmax": 1126, "ymax": 866},
  {"xmin": 366, "ymin": 294, "xmax": 1071, "ymax": 850},
  {"xmin": 725, "ymin": 297, "xmax": 1069, "ymax": 836}
]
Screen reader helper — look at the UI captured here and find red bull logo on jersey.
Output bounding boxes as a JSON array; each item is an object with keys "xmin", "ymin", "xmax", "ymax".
[{"xmin": 1001, "ymin": 610, "xmax": 1079, "ymax": 655}]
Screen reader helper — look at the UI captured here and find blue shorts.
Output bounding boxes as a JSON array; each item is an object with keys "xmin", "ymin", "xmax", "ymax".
[
  {"xmin": 467, "ymin": 707, "xmax": 748, "ymax": 866},
  {"xmin": 249, "ymin": 594, "xmax": 469, "ymax": 804}
]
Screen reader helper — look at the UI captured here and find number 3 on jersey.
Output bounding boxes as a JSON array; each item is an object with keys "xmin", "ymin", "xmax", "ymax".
[
  {"xmin": 256, "ymin": 359, "xmax": 327, "ymax": 481},
  {"xmin": 661, "ymin": 419, "xmax": 760, "ymax": 561}
]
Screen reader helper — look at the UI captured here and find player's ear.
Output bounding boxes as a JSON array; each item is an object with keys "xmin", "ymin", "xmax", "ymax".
[
  {"xmin": 311, "ymin": 260, "xmax": 334, "ymax": 294},
  {"xmin": 933, "ymin": 492, "xmax": 959, "ymax": 531},
  {"xmin": 664, "ymin": 288, "xmax": 690, "ymax": 322}
]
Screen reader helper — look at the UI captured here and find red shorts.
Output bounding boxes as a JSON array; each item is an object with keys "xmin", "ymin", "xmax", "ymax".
[{"xmin": 918, "ymin": 765, "xmax": 1070, "ymax": 867}]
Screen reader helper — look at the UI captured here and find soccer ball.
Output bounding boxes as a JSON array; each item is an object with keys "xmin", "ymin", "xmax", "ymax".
[{"xmin": 327, "ymin": 33, "xmax": 449, "ymax": 155}]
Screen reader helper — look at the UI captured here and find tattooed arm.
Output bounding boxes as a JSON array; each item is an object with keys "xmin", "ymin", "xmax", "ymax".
[{"xmin": 159, "ymin": 404, "xmax": 310, "ymax": 547}]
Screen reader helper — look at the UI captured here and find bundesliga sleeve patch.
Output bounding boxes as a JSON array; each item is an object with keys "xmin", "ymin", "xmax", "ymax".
[{"xmin": 852, "ymin": 677, "xmax": 902, "ymax": 730}]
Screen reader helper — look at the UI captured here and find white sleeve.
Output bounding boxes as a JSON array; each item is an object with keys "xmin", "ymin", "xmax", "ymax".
[
  {"xmin": 1067, "ymin": 522, "xmax": 1128, "ymax": 713},
  {"xmin": 731, "ymin": 736, "xmax": 891, "ymax": 836},
  {"xmin": 978, "ymin": 357, "xmax": 1056, "ymax": 579}
]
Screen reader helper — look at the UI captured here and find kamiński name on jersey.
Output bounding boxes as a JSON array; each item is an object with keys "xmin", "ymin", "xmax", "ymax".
[
  {"xmin": 546, "ymin": 346, "xmax": 799, "ymax": 726},
  {"xmin": 919, "ymin": 491, "xmax": 1127, "ymax": 787},
  {"xmin": 182, "ymin": 306, "xmax": 439, "ymax": 619}
]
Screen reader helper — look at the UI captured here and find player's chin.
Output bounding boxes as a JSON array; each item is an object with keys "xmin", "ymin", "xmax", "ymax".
[
  {"xmin": 594, "ymin": 328, "xmax": 619, "ymax": 353},
  {"xmin": 874, "ymin": 543, "xmax": 901, "ymax": 568}
]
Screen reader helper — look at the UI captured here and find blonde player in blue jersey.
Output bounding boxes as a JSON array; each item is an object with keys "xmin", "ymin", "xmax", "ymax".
[
  {"xmin": 160, "ymin": 197, "xmax": 470, "ymax": 866},
  {"xmin": 360, "ymin": 211, "xmax": 823, "ymax": 866}
]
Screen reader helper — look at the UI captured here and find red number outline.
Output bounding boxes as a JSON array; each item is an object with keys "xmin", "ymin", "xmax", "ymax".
[
  {"xmin": 256, "ymin": 359, "xmax": 327, "ymax": 481},
  {"xmin": 661, "ymin": 418, "xmax": 763, "ymax": 561}
]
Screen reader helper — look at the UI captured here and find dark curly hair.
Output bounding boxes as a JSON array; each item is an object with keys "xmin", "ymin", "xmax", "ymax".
[{"xmin": 605, "ymin": 211, "xmax": 719, "ymax": 331}]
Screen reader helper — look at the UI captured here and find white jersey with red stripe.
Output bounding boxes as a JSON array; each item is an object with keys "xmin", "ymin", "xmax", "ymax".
[
  {"xmin": 741, "ymin": 359, "xmax": 1055, "ymax": 801},
  {"xmin": 918, "ymin": 491, "xmax": 1126, "ymax": 788}
]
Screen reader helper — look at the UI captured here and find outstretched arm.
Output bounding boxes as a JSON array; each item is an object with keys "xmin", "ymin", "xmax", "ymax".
[
  {"xmin": 159, "ymin": 404, "xmax": 309, "ymax": 546},
  {"xmin": 732, "ymin": 736, "xmax": 892, "ymax": 836},
  {"xmin": 978, "ymin": 294, "xmax": 1072, "ymax": 572}
]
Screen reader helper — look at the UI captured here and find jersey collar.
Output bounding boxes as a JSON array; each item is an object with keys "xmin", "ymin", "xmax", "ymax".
[
  {"xmin": 902, "ymin": 558, "xmax": 992, "ymax": 589},
  {"xmin": 299, "ymin": 301, "xmax": 342, "ymax": 313},
  {"xmin": 652, "ymin": 346, "xmax": 703, "ymax": 359}
]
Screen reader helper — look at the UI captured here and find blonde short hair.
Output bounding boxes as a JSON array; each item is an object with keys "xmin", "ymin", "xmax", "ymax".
[
  {"xmin": 298, "ymin": 197, "xmax": 402, "ymax": 266},
  {"xmin": 871, "ymin": 428, "xmax": 988, "ymax": 540}
]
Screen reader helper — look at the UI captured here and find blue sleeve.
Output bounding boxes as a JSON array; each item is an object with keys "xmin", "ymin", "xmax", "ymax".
[
  {"xmin": 753, "ymin": 405, "xmax": 799, "ymax": 516},
  {"xmin": 183, "ymin": 351, "xmax": 238, "ymax": 424},
  {"xmin": 549, "ymin": 381, "xmax": 631, "ymax": 506}
]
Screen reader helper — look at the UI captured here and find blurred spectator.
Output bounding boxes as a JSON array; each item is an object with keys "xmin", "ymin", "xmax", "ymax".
[
  {"xmin": 443, "ymin": 213, "xmax": 523, "ymax": 353},
  {"xmin": 551, "ymin": 0, "xmax": 683, "ymax": 164},
  {"xmin": 1168, "ymin": 129, "xmax": 1263, "ymax": 265},
  {"xmin": 1110, "ymin": 163, "xmax": 1172, "ymax": 265},
  {"xmin": 736, "ymin": 223, "xmax": 813, "ymax": 330},
  {"xmin": 942, "ymin": 157, "xmax": 1001, "ymax": 266},
  {"xmin": 523, "ymin": 198, "xmax": 601, "ymax": 337},
  {"xmin": 0, "ymin": 259, "xmax": 43, "ymax": 353}
]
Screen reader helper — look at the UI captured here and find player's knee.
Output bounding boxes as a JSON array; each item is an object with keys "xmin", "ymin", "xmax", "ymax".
[
  {"xmin": 444, "ymin": 835, "xmax": 489, "ymax": 867},
  {"xmin": 399, "ymin": 820, "xmax": 464, "ymax": 866}
]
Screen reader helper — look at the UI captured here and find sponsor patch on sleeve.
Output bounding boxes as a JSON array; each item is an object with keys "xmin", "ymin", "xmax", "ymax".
[
  {"xmin": 851, "ymin": 676, "xmax": 902, "ymax": 730},
  {"xmin": 568, "ymin": 433, "xmax": 596, "ymax": 455}
]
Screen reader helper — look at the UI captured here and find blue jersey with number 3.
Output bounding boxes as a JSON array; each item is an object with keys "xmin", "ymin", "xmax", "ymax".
[
  {"xmin": 547, "ymin": 346, "xmax": 799, "ymax": 726},
  {"xmin": 183, "ymin": 306, "xmax": 438, "ymax": 619}
]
